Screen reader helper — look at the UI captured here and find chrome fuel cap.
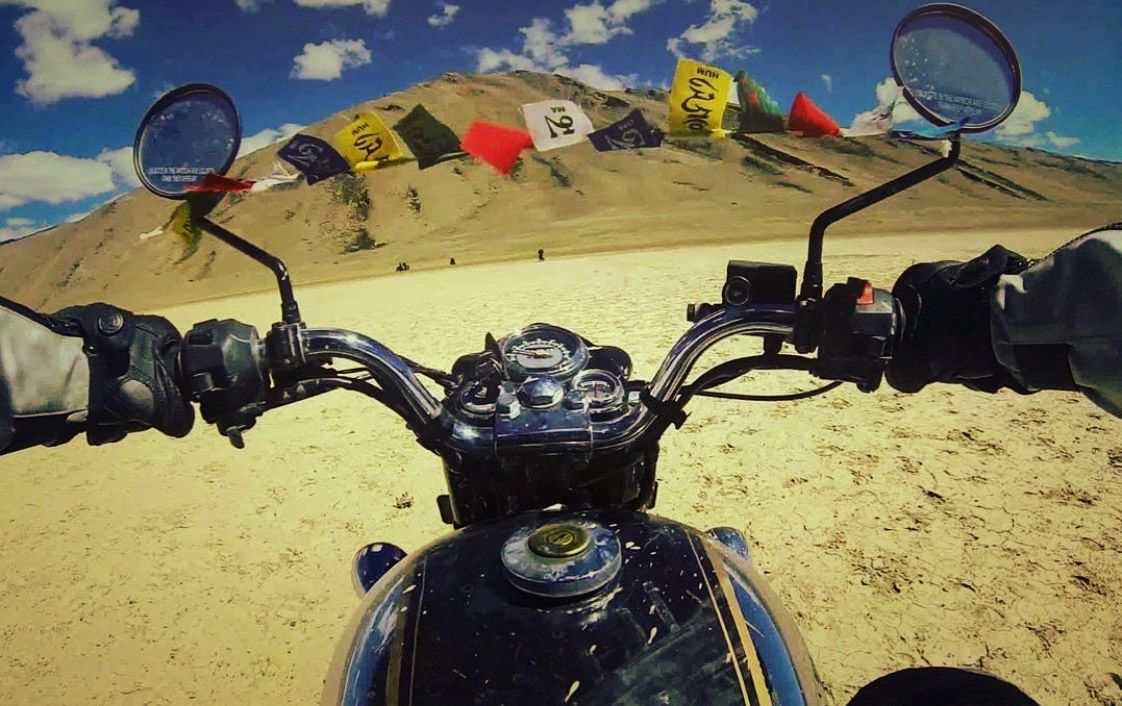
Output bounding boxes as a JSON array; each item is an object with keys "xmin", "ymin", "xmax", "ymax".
[{"xmin": 501, "ymin": 518, "xmax": 621, "ymax": 598}]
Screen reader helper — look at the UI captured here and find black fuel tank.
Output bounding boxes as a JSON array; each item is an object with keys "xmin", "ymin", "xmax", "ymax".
[{"xmin": 323, "ymin": 510, "xmax": 824, "ymax": 706}]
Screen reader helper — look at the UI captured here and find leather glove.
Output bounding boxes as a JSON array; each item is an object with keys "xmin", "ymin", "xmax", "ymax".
[
  {"xmin": 886, "ymin": 245, "xmax": 1032, "ymax": 394},
  {"xmin": 50, "ymin": 303, "xmax": 194, "ymax": 444}
]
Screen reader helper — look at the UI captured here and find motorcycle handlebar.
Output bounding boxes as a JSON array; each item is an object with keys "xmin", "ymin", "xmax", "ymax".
[
  {"xmin": 304, "ymin": 305, "xmax": 802, "ymax": 434},
  {"xmin": 302, "ymin": 328, "xmax": 442, "ymax": 427},
  {"xmin": 180, "ymin": 283, "xmax": 899, "ymax": 445}
]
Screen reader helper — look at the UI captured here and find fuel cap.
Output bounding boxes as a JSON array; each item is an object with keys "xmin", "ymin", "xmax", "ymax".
[
  {"xmin": 529, "ymin": 523, "xmax": 591, "ymax": 558},
  {"xmin": 501, "ymin": 518, "xmax": 621, "ymax": 598}
]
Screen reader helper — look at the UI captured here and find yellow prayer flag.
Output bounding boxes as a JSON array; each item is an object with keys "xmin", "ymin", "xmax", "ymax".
[
  {"xmin": 332, "ymin": 112, "xmax": 405, "ymax": 167},
  {"xmin": 668, "ymin": 58, "xmax": 732, "ymax": 138},
  {"xmin": 353, "ymin": 157, "xmax": 412, "ymax": 172}
]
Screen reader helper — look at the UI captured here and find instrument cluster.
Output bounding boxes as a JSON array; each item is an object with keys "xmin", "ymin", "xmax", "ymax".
[{"xmin": 451, "ymin": 324, "xmax": 632, "ymax": 424}]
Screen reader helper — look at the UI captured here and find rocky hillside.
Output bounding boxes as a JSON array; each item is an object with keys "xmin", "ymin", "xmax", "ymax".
[{"xmin": 1, "ymin": 71, "xmax": 1119, "ymax": 312}]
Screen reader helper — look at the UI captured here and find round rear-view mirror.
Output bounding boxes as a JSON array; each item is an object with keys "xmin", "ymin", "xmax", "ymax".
[
  {"xmin": 133, "ymin": 84, "xmax": 242, "ymax": 199},
  {"xmin": 890, "ymin": 3, "xmax": 1021, "ymax": 133}
]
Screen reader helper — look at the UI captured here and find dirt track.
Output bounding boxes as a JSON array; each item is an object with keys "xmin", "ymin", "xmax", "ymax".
[{"xmin": 1, "ymin": 230, "xmax": 1120, "ymax": 705}]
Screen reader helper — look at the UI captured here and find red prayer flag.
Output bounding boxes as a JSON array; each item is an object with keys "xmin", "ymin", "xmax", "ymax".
[
  {"xmin": 460, "ymin": 121, "xmax": 533, "ymax": 175},
  {"xmin": 184, "ymin": 173, "xmax": 255, "ymax": 192},
  {"xmin": 787, "ymin": 92, "xmax": 842, "ymax": 138}
]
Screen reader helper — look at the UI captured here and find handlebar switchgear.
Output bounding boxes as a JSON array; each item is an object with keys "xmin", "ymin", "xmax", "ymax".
[
  {"xmin": 180, "ymin": 319, "xmax": 269, "ymax": 447},
  {"xmin": 815, "ymin": 278, "xmax": 900, "ymax": 392}
]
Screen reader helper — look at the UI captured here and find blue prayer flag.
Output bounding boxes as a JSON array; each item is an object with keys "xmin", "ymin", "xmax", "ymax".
[
  {"xmin": 588, "ymin": 109, "xmax": 663, "ymax": 152},
  {"xmin": 277, "ymin": 134, "xmax": 351, "ymax": 185}
]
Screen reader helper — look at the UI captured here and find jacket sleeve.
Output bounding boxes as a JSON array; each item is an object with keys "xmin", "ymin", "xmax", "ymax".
[
  {"xmin": 991, "ymin": 224, "xmax": 1122, "ymax": 418},
  {"xmin": 0, "ymin": 298, "xmax": 90, "ymax": 453}
]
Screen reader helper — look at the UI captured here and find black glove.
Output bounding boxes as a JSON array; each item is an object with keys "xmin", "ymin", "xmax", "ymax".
[
  {"xmin": 50, "ymin": 303, "xmax": 194, "ymax": 444},
  {"xmin": 887, "ymin": 245, "xmax": 1032, "ymax": 394}
]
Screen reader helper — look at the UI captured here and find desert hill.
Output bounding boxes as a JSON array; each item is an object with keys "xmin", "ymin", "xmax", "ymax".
[{"xmin": 1, "ymin": 71, "xmax": 1119, "ymax": 312}]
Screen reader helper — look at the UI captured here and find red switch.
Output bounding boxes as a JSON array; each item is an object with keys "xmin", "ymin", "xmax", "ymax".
[{"xmin": 856, "ymin": 280, "xmax": 874, "ymax": 306}]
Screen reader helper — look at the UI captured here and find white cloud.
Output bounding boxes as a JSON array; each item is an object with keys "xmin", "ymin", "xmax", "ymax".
[
  {"xmin": 0, "ymin": 151, "xmax": 116, "ymax": 211},
  {"xmin": 557, "ymin": 64, "xmax": 637, "ymax": 91},
  {"xmin": 1009, "ymin": 134, "xmax": 1045, "ymax": 148},
  {"xmin": 606, "ymin": 0, "xmax": 651, "ymax": 21},
  {"xmin": 520, "ymin": 17, "xmax": 567, "ymax": 68},
  {"xmin": 427, "ymin": 2, "xmax": 458, "ymax": 28},
  {"xmin": 0, "ymin": 218, "xmax": 43, "ymax": 242},
  {"xmin": 995, "ymin": 91, "xmax": 1051, "ymax": 138},
  {"xmin": 290, "ymin": 39, "xmax": 371, "ymax": 80},
  {"xmin": 95, "ymin": 145, "xmax": 141, "ymax": 187},
  {"xmin": 872, "ymin": 76, "xmax": 922, "ymax": 125},
  {"xmin": 238, "ymin": 122, "xmax": 305, "ymax": 157},
  {"xmin": 477, "ymin": 48, "xmax": 538, "ymax": 73},
  {"xmin": 565, "ymin": 1, "xmax": 624, "ymax": 44},
  {"xmin": 235, "ymin": 0, "xmax": 270, "ymax": 9},
  {"xmin": 666, "ymin": 0, "xmax": 758, "ymax": 62},
  {"xmin": 3, "ymin": 0, "xmax": 139, "ymax": 104},
  {"xmin": 293, "ymin": 0, "xmax": 391, "ymax": 16},
  {"xmin": 474, "ymin": 0, "xmax": 652, "ymax": 87},
  {"xmin": 820, "ymin": 73, "xmax": 832, "ymax": 92},
  {"xmin": 1046, "ymin": 131, "xmax": 1080, "ymax": 149}
]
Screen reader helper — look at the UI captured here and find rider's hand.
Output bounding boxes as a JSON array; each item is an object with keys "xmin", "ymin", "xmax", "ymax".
[
  {"xmin": 50, "ymin": 303, "xmax": 194, "ymax": 444},
  {"xmin": 886, "ymin": 245, "xmax": 1032, "ymax": 394}
]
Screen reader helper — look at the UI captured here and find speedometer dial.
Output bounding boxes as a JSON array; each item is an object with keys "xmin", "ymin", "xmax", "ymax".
[
  {"xmin": 573, "ymin": 370, "xmax": 624, "ymax": 412},
  {"xmin": 500, "ymin": 325, "xmax": 589, "ymax": 381},
  {"xmin": 510, "ymin": 339, "xmax": 568, "ymax": 370}
]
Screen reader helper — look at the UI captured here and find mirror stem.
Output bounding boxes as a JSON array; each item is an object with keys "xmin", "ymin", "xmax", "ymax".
[
  {"xmin": 800, "ymin": 136, "xmax": 961, "ymax": 300},
  {"xmin": 196, "ymin": 217, "xmax": 302, "ymax": 324}
]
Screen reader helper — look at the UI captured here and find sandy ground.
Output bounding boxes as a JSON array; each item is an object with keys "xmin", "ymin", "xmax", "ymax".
[{"xmin": 1, "ymin": 229, "xmax": 1120, "ymax": 705}]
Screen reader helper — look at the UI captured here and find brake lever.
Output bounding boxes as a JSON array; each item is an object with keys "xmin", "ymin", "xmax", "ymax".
[{"xmin": 212, "ymin": 403, "xmax": 264, "ymax": 449}]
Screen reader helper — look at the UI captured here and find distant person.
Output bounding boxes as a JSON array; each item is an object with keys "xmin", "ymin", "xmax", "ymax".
[
  {"xmin": 403, "ymin": 262, "xmax": 410, "ymax": 271},
  {"xmin": 450, "ymin": 257, "xmax": 456, "ymax": 266},
  {"xmin": 538, "ymin": 248, "xmax": 545, "ymax": 262}
]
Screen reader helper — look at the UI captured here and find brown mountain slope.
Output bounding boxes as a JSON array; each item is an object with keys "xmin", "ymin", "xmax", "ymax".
[{"xmin": 1, "ymin": 71, "xmax": 1119, "ymax": 312}]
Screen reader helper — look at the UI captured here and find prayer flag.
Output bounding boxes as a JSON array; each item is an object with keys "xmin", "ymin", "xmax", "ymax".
[
  {"xmin": 460, "ymin": 121, "xmax": 533, "ymax": 175},
  {"xmin": 668, "ymin": 58, "xmax": 733, "ymax": 137},
  {"xmin": 588, "ymin": 109, "xmax": 663, "ymax": 151},
  {"xmin": 277, "ymin": 134, "xmax": 350, "ymax": 185},
  {"xmin": 184, "ymin": 173, "xmax": 254, "ymax": 192},
  {"xmin": 521, "ymin": 99, "xmax": 595, "ymax": 151},
  {"xmin": 393, "ymin": 104, "xmax": 466, "ymax": 169},
  {"xmin": 734, "ymin": 71, "xmax": 786, "ymax": 134},
  {"xmin": 333, "ymin": 112, "xmax": 406, "ymax": 168},
  {"xmin": 787, "ymin": 92, "xmax": 842, "ymax": 138}
]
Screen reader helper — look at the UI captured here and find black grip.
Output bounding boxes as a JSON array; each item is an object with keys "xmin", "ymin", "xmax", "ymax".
[
  {"xmin": 815, "ymin": 278, "xmax": 900, "ymax": 392},
  {"xmin": 181, "ymin": 319, "xmax": 268, "ymax": 443}
]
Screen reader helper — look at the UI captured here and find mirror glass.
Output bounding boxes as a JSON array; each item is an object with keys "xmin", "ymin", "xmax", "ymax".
[
  {"xmin": 133, "ymin": 84, "xmax": 241, "ymax": 198},
  {"xmin": 891, "ymin": 5, "xmax": 1021, "ymax": 133}
]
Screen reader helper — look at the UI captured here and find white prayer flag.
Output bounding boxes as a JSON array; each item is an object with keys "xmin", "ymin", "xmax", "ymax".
[{"xmin": 521, "ymin": 99, "xmax": 595, "ymax": 151}]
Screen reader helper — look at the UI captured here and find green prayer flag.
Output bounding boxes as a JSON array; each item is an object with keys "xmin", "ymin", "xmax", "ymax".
[
  {"xmin": 393, "ymin": 104, "xmax": 466, "ymax": 169},
  {"xmin": 735, "ymin": 71, "xmax": 786, "ymax": 134}
]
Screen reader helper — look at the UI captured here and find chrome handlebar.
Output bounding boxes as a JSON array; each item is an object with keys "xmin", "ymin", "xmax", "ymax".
[
  {"xmin": 300, "ymin": 304, "xmax": 799, "ymax": 446},
  {"xmin": 646, "ymin": 304, "xmax": 797, "ymax": 401},
  {"xmin": 302, "ymin": 328, "xmax": 443, "ymax": 427}
]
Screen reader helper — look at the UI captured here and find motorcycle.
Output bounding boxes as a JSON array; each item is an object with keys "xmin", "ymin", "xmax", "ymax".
[{"xmin": 131, "ymin": 4, "xmax": 1041, "ymax": 705}]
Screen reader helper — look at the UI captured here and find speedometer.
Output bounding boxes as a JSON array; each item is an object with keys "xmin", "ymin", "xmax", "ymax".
[
  {"xmin": 573, "ymin": 370, "xmax": 624, "ymax": 412},
  {"xmin": 500, "ymin": 325, "xmax": 589, "ymax": 381}
]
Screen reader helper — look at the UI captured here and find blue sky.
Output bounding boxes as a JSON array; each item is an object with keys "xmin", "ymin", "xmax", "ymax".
[{"xmin": 1, "ymin": 0, "xmax": 1119, "ymax": 240}]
